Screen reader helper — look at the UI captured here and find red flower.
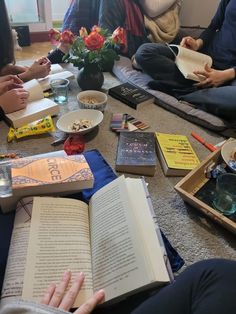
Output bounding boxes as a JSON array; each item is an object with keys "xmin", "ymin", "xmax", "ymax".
[
  {"xmin": 60, "ymin": 30, "xmax": 75, "ymax": 45},
  {"xmin": 49, "ymin": 28, "xmax": 61, "ymax": 45},
  {"xmin": 84, "ymin": 31, "xmax": 105, "ymax": 51},
  {"xmin": 112, "ymin": 27, "xmax": 126, "ymax": 46}
]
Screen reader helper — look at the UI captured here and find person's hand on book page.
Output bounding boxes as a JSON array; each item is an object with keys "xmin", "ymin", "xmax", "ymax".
[
  {"xmin": 41, "ymin": 270, "xmax": 105, "ymax": 314},
  {"xmin": 180, "ymin": 36, "xmax": 203, "ymax": 51},
  {"xmin": 0, "ymin": 88, "xmax": 29, "ymax": 113},
  {"xmin": 194, "ymin": 64, "xmax": 236, "ymax": 88},
  {"xmin": 0, "ymin": 74, "xmax": 23, "ymax": 85},
  {"xmin": 0, "ymin": 75, "xmax": 23, "ymax": 96}
]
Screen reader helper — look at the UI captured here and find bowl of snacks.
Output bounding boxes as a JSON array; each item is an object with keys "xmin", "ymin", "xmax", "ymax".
[
  {"xmin": 221, "ymin": 140, "xmax": 236, "ymax": 173},
  {"xmin": 77, "ymin": 90, "xmax": 107, "ymax": 112},
  {"xmin": 56, "ymin": 109, "xmax": 104, "ymax": 134}
]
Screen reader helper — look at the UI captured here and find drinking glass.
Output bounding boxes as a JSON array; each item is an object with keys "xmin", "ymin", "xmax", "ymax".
[
  {"xmin": 50, "ymin": 78, "xmax": 69, "ymax": 104},
  {"xmin": 213, "ymin": 173, "xmax": 236, "ymax": 215}
]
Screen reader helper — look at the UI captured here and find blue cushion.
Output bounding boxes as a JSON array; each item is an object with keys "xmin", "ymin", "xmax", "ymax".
[{"xmin": 113, "ymin": 56, "xmax": 229, "ymax": 131}]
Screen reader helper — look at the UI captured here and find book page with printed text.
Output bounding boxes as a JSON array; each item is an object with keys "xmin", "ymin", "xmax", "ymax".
[
  {"xmin": 22, "ymin": 197, "xmax": 93, "ymax": 307},
  {"xmin": 89, "ymin": 176, "xmax": 170, "ymax": 302}
]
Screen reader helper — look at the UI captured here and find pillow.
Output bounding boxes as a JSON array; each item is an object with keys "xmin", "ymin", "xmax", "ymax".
[
  {"xmin": 112, "ymin": 56, "xmax": 229, "ymax": 132},
  {"xmin": 139, "ymin": 0, "xmax": 177, "ymax": 18}
]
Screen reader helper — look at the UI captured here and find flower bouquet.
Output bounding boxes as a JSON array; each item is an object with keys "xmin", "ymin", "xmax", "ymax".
[{"xmin": 49, "ymin": 26, "xmax": 126, "ymax": 90}]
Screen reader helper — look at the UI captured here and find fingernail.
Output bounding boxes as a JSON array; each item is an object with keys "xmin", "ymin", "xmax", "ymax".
[
  {"xmin": 79, "ymin": 272, "xmax": 85, "ymax": 278},
  {"xmin": 97, "ymin": 289, "xmax": 105, "ymax": 296},
  {"xmin": 63, "ymin": 269, "xmax": 71, "ymax": 279}
]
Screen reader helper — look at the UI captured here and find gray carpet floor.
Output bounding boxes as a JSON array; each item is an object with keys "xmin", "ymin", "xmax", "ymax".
[{"xmin": 1, "ymin": 66, "xmax": 235, "ymax": 271}]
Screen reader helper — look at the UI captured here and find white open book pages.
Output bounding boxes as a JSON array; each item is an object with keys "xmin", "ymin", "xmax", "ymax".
[
  {"xmin": 167, "ymin": 44, "xmax": 213, "ymax": 81},
  {"xmin": 5, "ymin": 76, "xmax": 60, "ymax": 128},
  {"xmin": 1, "ymin": 176, "xmax": 171, "ymax": 307}
]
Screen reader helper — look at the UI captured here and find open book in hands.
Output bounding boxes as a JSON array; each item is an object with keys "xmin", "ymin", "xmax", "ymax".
[
  {"xmin": 167, "ymin": 44, "xmax": 213, "ymax": 82},
  {"xmin": 1, "ymin": 176, "xmax": 171, "ymax": 308},
  {"xmin": 4, "ymin": 64, "xmax": 74, "ymax": 128}
]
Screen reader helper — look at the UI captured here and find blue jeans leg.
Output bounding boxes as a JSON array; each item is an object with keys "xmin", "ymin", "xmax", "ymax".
[
  {"xmin": 179, "ymin": 81, "xmax": 236, "ymax": 120},
  {"xmin": 135, "ymin": 43, "xmax": 188, "ymax": 83}
]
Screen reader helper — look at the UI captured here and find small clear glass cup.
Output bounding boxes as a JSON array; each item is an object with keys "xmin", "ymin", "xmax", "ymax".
[
  {"xmin": 213, "ymin": 173, "xmax": 236, "ymax": 216},
  {"xmin": 50, "ymin": 78, "xmax": 69, "ymax": 104}
]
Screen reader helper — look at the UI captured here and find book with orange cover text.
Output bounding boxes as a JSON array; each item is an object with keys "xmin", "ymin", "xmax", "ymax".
[
  {"xmin": 0, "ymin": 150, "xmax": 94, "ymax": 213},
  {"xmin": 155, "ymin": 132, "xmax": 200, "ymax": 176}
]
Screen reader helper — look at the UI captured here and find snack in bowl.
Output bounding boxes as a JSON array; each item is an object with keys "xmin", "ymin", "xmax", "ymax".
[
  {"xmin": 56, "ymin": 109, "xmax": 104, "ymax": 135},
  {"xmin": 77, "ymin": 90, "xmax": 107, "ymax": 111},
  {"xmin": 69, "ymin": 119, "xmax": 93, "ymax": 132}
]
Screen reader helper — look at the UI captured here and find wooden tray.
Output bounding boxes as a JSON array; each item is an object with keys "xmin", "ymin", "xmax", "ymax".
[{"xmin": 175, "ymin": 141, "xmax": 236, "ymax": 234}]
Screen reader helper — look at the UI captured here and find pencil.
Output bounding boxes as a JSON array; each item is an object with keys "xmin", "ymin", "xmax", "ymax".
[{"xmin": 191, "ymin": 132, "xmax": 217, "ymax": 152}]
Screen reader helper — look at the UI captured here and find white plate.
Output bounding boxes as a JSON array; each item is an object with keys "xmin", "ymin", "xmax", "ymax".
[
  {"xmin": 56, "ymin": 109, "xmax": 104, "ymax": 134},
  {"xmin": 221, "ymin": 140, "xmax": 236, "ymax": 173}
]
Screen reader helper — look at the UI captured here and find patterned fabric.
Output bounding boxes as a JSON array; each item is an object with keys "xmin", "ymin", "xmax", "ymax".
[
  {"xmin": 62, "ymin": 0, "xmax": 149, "ymax": 57},
  {"xmin": 62, "ymin": 0, "xmax": 100, "ymax": 34}
]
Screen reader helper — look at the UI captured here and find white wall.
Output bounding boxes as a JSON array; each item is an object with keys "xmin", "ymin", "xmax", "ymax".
[{"xmin": 180, "ymin": 0, "xmax": 220, "ymax": 27}]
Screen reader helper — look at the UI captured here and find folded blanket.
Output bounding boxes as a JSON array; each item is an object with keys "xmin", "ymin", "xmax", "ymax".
[{"xmin": 144, "ymin": 1, "xmax": 181, "ymax": 43}]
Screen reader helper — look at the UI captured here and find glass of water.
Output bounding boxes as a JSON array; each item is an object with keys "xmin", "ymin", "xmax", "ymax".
[
  {"xmin": 213, "ymin": 173, "xmax": 236, "ymax": 216},
  {"xmin": 50, "ymin": 78, "xmax": 69, "ymax": 104}
]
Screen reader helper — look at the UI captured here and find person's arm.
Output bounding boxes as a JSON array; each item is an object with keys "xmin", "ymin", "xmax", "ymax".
[
  {"xmin": 199, "ymin": 0, "xmax": 229, "ymax": 49},
  {"xmin": 180, "ymin": 0, "xmax": 229, "ymax": 51},
  {"xmin": 17, "ymin": 58, "xmax": 51, "ymax": 82},
  {"xmin": 0, "ymin": 64, "xmax": 29, "ymax": 76}
]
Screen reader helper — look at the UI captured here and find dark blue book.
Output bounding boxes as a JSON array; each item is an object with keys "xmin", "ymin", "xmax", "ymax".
[
  {"xmin": 116, "ymin": 132, "xmax": 156, "ymax": 176},
  {"xmin": 108, "ymin": 82, "xmax": 154, "ymax": 109}
]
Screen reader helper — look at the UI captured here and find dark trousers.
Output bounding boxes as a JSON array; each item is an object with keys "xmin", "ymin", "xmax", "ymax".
[
  {"xmin": 131, "ymin": 259, "xmax": 236, "ymax": 314},
  {"xmin": 135, "ymin": 43, "xmax": 236, "ymax": 120}
]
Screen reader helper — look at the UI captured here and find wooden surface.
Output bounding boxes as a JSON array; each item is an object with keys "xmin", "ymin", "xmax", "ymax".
[
  {"xmin": 15, "ymin": 42, "xmax": 53, "ymax": 61},
  {"xmin": 175, "ymin": 143, "xmax": 236, "ymax": 234}
]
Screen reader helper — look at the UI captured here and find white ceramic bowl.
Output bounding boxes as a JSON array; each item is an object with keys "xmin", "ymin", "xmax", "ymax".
[
  {"xmin": 221, "ymin": 140, "xmax": 236, "ymax": 173},
  {"xmin": 56, "ymin": 109, "xmax": 104, "ymax": 134},
  {"xmin": 77, "ymin": 90, "xmax": 107, "ymax": 111}
]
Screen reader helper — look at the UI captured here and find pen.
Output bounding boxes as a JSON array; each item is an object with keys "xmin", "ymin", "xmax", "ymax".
[{"xmin": 191, "ymin": 132, "xmax": 217, "ymax": 152}]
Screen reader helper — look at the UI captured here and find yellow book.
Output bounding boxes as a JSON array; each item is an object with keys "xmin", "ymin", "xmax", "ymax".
[{"xmin": 155, "ymin": 132, "xmax": 200, "ymax": 176}]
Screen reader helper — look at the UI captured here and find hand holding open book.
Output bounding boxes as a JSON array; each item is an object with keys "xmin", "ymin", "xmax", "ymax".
[
  {"xmin": 167, "ymin": 44, "xmax": 213, "ymax": 82},
  {"xmin": 1, "ymin": 176, "xmax": 171, "ymax": 308},
  {"xmin": 4, "ymin": 64, "xmax": 74, "ymax": 128}
]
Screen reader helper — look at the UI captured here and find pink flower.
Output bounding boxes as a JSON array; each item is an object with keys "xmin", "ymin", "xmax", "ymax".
[
  {"xmin": 60, "ymin": 30, "xmax": 75, "ymax": 45},
  {"xmin": 48, "ymin": 29, "xmax": 61, "ymax": 45},
  {"xmin": 112, "ymin": 27, "xmax": 126, "ymax": 46}
]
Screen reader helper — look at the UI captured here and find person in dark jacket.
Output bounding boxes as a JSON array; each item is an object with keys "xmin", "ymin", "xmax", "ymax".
[{"xmin": 134, "ymin": 0, "xmax": 236, "ymax": 120}]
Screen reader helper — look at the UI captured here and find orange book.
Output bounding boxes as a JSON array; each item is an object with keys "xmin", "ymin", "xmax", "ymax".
[{"xmin": 0, "ymin": 151, "xmax": 94, "ymax": 213}]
